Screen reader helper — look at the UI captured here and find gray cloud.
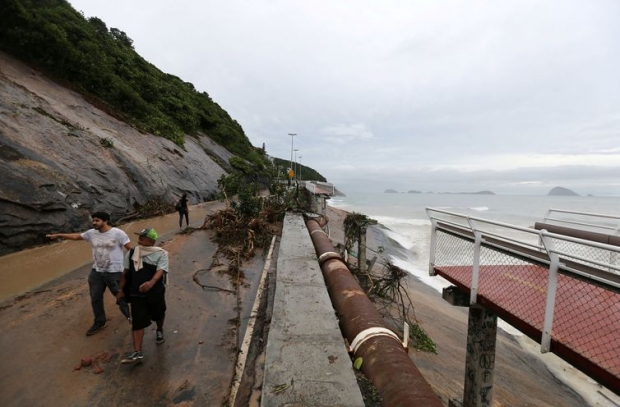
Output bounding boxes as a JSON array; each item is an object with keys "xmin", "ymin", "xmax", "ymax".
[{"xmin": 70, "ymin": 0, "xmax": 620, "ymax": 196}]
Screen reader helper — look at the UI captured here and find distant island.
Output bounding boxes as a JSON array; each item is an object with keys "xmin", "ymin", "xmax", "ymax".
[
  {"xmin": 464, "ymin": 191, "xmax": 495, "ymax": 195},
  {"xmin": 385, "ymin": 189, "xmax": 495, "ymax": 194},
  {"xmin": 548, "ymin": 187, "xmax": 579, "ymax": 196},
  {"xmin": 437, "ymin": 191, "xmax": 496, "ymax": 195},
  {"xmin": 380, "ymin": 188, "xmax": 584, "ymax": 196}
]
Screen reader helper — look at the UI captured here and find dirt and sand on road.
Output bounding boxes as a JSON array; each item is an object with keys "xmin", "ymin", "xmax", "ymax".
[{"xmin": 0, "ymin": 218, "xmax": 270, "ymax": 406}]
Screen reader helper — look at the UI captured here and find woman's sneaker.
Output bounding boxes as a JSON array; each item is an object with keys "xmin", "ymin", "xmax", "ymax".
[
  {"xmin": 156, "ymin": 330, "xmax": 165, "ymax": 344},
  {"xmin": 120, "ymin": 351, "xmax": 143, "ymax": 364}
]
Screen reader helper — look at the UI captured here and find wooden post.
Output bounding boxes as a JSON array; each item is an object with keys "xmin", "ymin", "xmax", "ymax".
[
  {"xmin": 463, "ymin": 304, "xmax": 497, "ymax": 407},
  {"xmin": 366, "ymin": 255, "xmax": 377, "ymax": 273},
  {"xmin": 358, "ymin": 226, "xmax": 367, "ymax": 275}
]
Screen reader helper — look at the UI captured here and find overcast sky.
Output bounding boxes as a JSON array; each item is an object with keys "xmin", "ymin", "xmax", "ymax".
[{"xmin": 69, "ymin": 0, "xmax": 620, "ymax": 195}]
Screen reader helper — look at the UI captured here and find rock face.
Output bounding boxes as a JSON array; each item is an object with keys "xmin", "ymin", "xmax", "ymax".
[
  {"xmin": 548, "ymin": 187, "xmax": 579, "ymax": 196},
  {"xmin": 0, "ymin": 52, "xmax": 233, "ymax": 255}
]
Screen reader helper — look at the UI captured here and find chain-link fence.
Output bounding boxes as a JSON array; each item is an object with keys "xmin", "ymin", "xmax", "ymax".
[{"xmin": 428, "ymin": 208, "xmax": 620, "ymax": 394}]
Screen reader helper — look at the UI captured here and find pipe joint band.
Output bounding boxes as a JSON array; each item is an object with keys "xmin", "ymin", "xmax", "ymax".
[
  {"xmin": 310, "ymin": 229, "xmax": 328, "ymax": 236},
  {"xmin": 318, "ymin": 251, "xmax": 341, "ymax": 265},
  {"xmin": 350, "ymin": 327, "xmax": 402, "ymax": 353}
]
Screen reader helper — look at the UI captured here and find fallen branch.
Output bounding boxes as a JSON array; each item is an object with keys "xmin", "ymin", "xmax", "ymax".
[{"xmin": 192, "ymin": 274, "xmax": 235, "ymax": 293}]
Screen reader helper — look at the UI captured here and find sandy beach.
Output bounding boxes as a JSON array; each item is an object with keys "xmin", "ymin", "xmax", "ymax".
[{"xmin": 324, "ymin": 204, "xmax": 614, "ymax": 407}]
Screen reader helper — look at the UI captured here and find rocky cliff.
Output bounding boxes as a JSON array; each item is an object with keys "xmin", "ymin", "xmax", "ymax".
[{"xmin": 0, "ymin": 52, "xmax": 234, "ymax": 255}]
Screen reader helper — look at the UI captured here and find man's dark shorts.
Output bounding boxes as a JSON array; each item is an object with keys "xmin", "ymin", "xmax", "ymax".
[{"xmin": 130, "ymin": 289, "xmax": 166, "ymax": 331}]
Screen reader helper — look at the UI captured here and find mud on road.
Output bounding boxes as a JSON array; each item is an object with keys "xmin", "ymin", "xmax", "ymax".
[{"xmin": 0, "ymin": 227, "xmax": 273, "ymax": 407}]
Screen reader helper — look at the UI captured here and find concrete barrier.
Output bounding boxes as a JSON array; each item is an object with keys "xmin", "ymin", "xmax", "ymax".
[{"xmin": 261, "ymin": 212, "xmax": 364, "ymax": 406}]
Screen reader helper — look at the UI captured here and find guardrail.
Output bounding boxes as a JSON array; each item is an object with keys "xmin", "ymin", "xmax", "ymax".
[
  {"xmin": 426, "ymin": 207, "xmax": 620, "ymax": 394},
  {"xmin": 304, "ymin": 181, "xmax": 336, "ymax": 195},
  {"xmin": 542, "ymin": 208, "xmax": 620, "ymax": 234}
]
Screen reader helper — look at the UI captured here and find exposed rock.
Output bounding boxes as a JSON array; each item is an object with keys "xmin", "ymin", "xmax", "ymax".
[
  {"xmin": 0, "ymin": 51, "xmax": 234, "ymax": 255},
  {"xmin": 548, "ymin": 187, "xmax": 579, "ymax": 196}
]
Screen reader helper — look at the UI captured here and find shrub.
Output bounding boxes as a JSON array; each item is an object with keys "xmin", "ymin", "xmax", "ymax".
[{"xmin": 99, "ymin": 137, "xmax": 114, "ymax": 148}]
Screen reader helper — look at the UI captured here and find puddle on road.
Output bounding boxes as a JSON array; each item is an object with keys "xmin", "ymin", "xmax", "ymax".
[{"xmin": 0, "ymin": 202, "xmax": 224, "ymax": 302}]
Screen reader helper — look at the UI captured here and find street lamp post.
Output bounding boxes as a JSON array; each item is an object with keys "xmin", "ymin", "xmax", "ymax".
[{"xmin": 298, "ymin": 155, "xmax": 302, "ymax": 181}]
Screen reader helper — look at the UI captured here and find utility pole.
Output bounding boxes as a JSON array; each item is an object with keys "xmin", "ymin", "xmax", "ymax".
[
  {"xmin": 288, "ymin": 133, "xmax": 296, "ymax": 187},
  {"xmin": 288, "ymin": 133, "xmax": 296, "ymax": 177},
  {"xmin": 299, "ymin": 155, "xmax": 302, "ymax": 181},
  {"xmin": 294, "ymin": 149, "xmax": 299, "ymax": 183}
]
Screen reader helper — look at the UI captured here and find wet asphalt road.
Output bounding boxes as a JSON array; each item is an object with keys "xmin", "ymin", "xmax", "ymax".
[{"xmin": 0, "ymin": 228, "xmax": 267, "ymax": 407}]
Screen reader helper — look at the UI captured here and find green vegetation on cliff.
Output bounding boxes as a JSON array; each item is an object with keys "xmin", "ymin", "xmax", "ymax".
[
  {"xmin": 0, "ymin": 0, "xmax": 265, "ymax": 167},
  {"xmin": 271, "ymin": 157, "xmax": 327, "ymax": 182}
]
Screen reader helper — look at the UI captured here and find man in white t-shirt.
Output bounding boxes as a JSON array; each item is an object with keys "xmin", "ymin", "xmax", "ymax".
[{"xmin": 47, "ymin": 211, "xmax": 132, "ymax": 336}]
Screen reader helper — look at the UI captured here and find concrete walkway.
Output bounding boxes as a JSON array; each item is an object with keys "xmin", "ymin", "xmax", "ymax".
[{"xmin": 262, "ymin": 213, "xmax": 364, "ymax": 406}]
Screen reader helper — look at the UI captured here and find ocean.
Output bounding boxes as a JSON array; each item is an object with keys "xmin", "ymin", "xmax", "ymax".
[
  {"xmin": 329, "ymin": 192, "xmax": 620, "ymax": 229},
  {"xmin": 328, "ymin": 191, "xmax": 620, "ymax": 406},
  {"xmin": 328, "ymin": 192, "xmax": 620, "ymax": 291}
]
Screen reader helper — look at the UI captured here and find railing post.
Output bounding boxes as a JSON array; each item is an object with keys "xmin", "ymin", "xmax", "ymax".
[
  {"xmin": 540, "ymin": 233, "xmax": 559, "ymax": 353},
  {"xmin": 611, "ymin": 228, "xmax": 619, "ymax": 270},
  {"xmin": 468, "ymin": 219, "xmax": 482, "ymax": 305},
  {"xmin": 429, "ymin": 219, "xmax": 438, "ymax": 276}
]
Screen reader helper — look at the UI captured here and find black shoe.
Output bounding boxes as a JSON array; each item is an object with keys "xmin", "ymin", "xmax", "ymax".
[
  {"xmin": 86, "ymin": 322, "xmax": 107, "ymax": 336},
  {"xmin": 120, "ymin": 351, "xmax": 143, "ymax": 364},
  {"xmin": 156, "ymin": 330, "xmax": 165, "ymax": 344}
]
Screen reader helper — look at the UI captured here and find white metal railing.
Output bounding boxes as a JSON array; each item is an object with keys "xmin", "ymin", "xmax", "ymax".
[
  {"xmin": 543, "ymin": 208, "xmax": 620, "ymax": 234},
  {"xmin": 426, "ymin": 206, "xmax": 620, "ymax": 353},
  {"xmin": 427, "ymin": 207, "xmax": 620, "ymax": 284}
]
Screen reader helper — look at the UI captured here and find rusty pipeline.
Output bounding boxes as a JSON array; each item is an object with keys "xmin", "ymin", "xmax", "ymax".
[{"xmin": 305, "ymin": 218, "xmax": 442, "ymax": 407}]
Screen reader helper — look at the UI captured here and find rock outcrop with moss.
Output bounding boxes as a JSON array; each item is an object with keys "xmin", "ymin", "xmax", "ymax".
[{"xmin": 0, "ymin": 52, "xmax": 233, "ymax": 254}]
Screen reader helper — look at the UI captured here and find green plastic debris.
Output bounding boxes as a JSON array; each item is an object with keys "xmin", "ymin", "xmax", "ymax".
[{"xmin": 353, "ymin": 357, "xmax": 363, "ymax": 370}]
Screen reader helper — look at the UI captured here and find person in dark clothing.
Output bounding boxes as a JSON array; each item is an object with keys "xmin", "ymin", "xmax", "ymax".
[
  {"xmin": 117, "ymin": 228, "xmax": 168, "ymax": 364},
  {"xmin": 177, "ymin": 193, "xmax": 189, "ymax": 228}
]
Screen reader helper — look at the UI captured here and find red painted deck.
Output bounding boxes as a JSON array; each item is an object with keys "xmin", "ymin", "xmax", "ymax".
[{"xmin": 434, "ymin": 264, "xmax": 620, "ymax": 393}]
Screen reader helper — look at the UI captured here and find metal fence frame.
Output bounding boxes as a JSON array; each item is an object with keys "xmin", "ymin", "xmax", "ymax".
[{"xmin": 426, "ymin": 207, "xmax": 620, "ymax": 393}]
